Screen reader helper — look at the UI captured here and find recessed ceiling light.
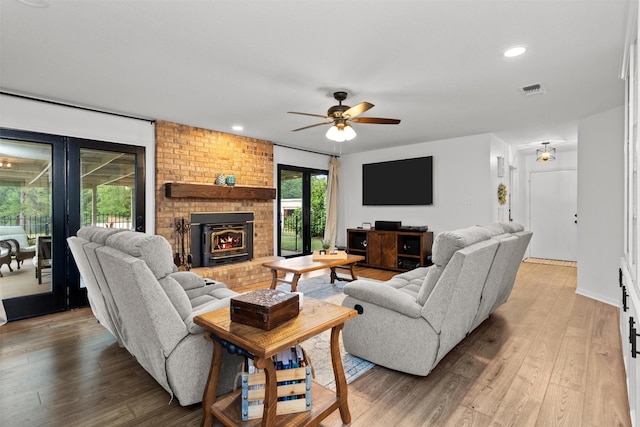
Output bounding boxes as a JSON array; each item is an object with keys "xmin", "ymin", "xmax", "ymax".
[
  {"xmin": 504, "ymin": 46, "xmax": 526, "ymax": 58},
  {"xmin": 232, "ymin": 125, "xmax": 243, "ymax": 131}
]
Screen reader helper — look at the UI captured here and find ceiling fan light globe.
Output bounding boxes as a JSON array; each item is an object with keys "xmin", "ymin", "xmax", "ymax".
[
  {"xmin": 344, "ymin": 125, "xmax": 356, "ymax": 141},
  {"xmin": 326, "ymin": 125, "xmax": 341, "ymax": 141}
]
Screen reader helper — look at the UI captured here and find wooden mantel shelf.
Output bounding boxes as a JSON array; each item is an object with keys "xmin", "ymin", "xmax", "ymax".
[{"xmin": 165, "ymin": 183, "xmax": 276, "ymax": 200}]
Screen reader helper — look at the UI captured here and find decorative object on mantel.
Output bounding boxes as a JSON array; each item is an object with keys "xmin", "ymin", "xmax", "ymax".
[
  {"xmin": 165, "ymin": 182, "xmax": 276, "ymax": 200},
  {"xmin": 215, "ymin": 173, "xmax": 226, "ymax": 186},
  {"xmin": 174, "ymin": 217, "xmax": 192, "ymax": 270},
  {"xmin": 497, "ymin": 183, "xmax": 507, "ymax": 206},
  {"xmin": 225, "ymin": 174, "xmax": 236, "ymax": 186}
]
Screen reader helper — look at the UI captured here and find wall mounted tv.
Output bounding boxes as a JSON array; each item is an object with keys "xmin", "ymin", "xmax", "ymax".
[{"xmin": 362, "ymin": 156, "xmax": 433, "ymax": 206}]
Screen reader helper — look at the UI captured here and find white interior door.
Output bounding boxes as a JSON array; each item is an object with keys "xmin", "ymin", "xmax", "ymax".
[{"xmin": 530, "ymin": 170, "xmax": 578, "ymax": 261}]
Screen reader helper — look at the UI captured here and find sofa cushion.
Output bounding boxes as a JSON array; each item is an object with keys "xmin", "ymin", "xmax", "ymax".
[
  {"xmin": 0, "ymin": 226, "xmax": 31, "ymax": 248},
  {"xmin": 416, "ymin": 265, "xmax": 442, "ymax": 305},
  {"xmin": 502, "ymin": 222, "xmax": 524, "ymax": 233},
  {"xmin": 481, "ymin": 222, "xmax": 506, "ymax": 235},
  {"xmin": 414, "ymin": 226, "xmax": 493, "ymax": 306},
  {"xmin": 158, "ymin": 276, "xmax": 193, "ymax": 320},
  {"xmin": 393, "ymin": 267, "xmax": 430, "ymax": 282},
  {"xmin": 432, "ymin": 226, "xmax": 494, "ymax": 267},
  {"xmin": 382, "ymin": 268, "xmax": 427, "ymax": 300},
  {"xmin": 184, "ymin": 297, "xmax": 235, "ymax": 334},
  {"xmin": 0, "ymin": 234, "xmax": 34, "ymax": 251},
  {"xmin": 77, "ymin": 226, "xmax": 125, "ymax": 244},
  {"xmin": 168, "ymin": 271, "xmax": 205, "ymax": 291},
  {"xmin": 106, "ymin": 231, "xmax": 175, "ymax": 279},
  {"xmin": 189, "ymin": 295, "xmax": 216, "ymax": 308}
]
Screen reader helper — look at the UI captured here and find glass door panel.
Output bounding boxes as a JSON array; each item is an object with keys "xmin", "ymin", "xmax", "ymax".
[
  {"xmin": 80, "ymin": 148, "xmax": 136, "ymax": 229},
  {"xmin": 310, "ymin": 171, "xmax": 328, "ymax": 251},
  {"xmin": 277, "ymin": 165, "xmax": 327, "ymax": 257},
  {"xmin": 279, "ymin": 169, "xmax": 303, "ymax": 256},
  {"xmin": 67, "ymin": 140, "xmax": 145, "ymax": 309},
  {"xmin": 0, "ymin": 140, "xmax": 53, "ymax": 298},
  {"xmin": 0, "ymin": 130, "xmax": 66, "ymax": 321}
]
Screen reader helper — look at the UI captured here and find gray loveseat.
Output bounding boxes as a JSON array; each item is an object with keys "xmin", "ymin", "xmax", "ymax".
[
  {"xmin": 68, "ymin": 226, "xmax": 243, "ymax": 405},
  {"xmin": 341, "ymin": 222, "xmax": 532, "ymax": 376}
]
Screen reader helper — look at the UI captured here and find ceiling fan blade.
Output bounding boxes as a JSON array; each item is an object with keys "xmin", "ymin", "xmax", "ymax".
[
  {"xmin": 291, "ymin": 121, "xmax": 334, "ymax": 132},
  {"xmin": 288, "ymin": 111, "xmax": 330, "ymax": 119},
  {"xmin": 352, "ymin": 117, "xmax": 401, "ymax": 125},
  {"xmin": 342, "ymin": 102, "xmax": 374, "ymax": 119}
]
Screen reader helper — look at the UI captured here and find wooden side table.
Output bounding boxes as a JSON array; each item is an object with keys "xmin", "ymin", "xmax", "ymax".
[{"xmin": 194, "ymin": 297, "xmax": 358, "ymax": 427}]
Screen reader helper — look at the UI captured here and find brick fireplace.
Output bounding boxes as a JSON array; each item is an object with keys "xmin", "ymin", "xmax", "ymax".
[{"xmin": 155, "ymin": 121, "xmax": 276, "ymax": 288}]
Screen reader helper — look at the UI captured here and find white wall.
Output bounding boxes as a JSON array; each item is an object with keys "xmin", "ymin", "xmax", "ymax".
[
  {"xmin": 490, "ymin": 134, "xmax": 510, "ymax": 223},
  {"xmin": 0, "ymin": 94, "xmax": 157, "ymax": 233},
  {"xmin": 273, "ymin": 145, "xmax": 331, "ymax": 171},
  {"xmin": 576, "ymin": 106, "xmax": 624, "ymax": 305},
  {"xmin": 337, "ymin": 133, "xmax": 498, "ymax": 246}
]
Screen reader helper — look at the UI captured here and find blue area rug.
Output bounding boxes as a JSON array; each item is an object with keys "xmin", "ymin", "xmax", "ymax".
[{"xmin": 276, "ymin": 275, "xmax": 376, "ymax": 390}]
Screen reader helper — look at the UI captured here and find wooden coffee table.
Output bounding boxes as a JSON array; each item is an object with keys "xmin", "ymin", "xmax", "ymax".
[
  {"xmin": 194, "ymin": 298, "xmax": 358, "ymax": 427},
  {"xmin": 262, "ymin": 254, "xmax": 366, "ymax": 292}
]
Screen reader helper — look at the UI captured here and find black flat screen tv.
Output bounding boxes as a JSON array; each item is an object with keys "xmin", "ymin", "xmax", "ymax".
[{"xmin": 362, "ymin": 156, "xmax": 433, "ymax": 206}]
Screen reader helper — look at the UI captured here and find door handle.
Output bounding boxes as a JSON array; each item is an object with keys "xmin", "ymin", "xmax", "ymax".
[{"xmin": 630, "ymin": 316, "xmax": 639, "ymax": 358}]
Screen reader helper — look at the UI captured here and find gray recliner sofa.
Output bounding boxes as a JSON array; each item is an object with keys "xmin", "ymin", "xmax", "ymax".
[
  {"xmin": 341, "ymin": 222, "xmax": 532, "ymax": 376},
  {"xmin": 68, "ymin": 226, "xmax": 243, "ymax": 405}
]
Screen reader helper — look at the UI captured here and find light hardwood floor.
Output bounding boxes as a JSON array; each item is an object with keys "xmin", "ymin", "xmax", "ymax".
[{"xmin": 0, "ymin": 263, "xmax": 631, "ymax": 426}]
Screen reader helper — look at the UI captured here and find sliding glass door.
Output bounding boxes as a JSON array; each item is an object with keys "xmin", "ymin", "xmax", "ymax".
[
  {"xmin": 0, "ymin": 130, "xmax": 66, "ymax": 319},
  {"xmin": 67, "ymin": 138, "xmax": 145, "ymax": 308},
  {"xmin": 277, "ymin": 165, "xmax": 328, "ymax": 257},
  {"xmin": 0, "ymin": 129, "xmax": 145, "ymax": 320}
]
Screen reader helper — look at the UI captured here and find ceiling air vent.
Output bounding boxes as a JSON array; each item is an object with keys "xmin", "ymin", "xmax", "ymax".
[{"xmin": 519, "ymin": 83, "xmax": 547, "ymax": 96}]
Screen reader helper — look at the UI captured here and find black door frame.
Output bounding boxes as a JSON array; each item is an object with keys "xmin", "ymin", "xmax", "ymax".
[
  {"xmin": 0, "ymin": 128, "xmax": 67, "ymax": 320},
  {"xmin": 277, "ymin": 164, "xmax": 327, "ymax": 257},
  {"xmin": 0, "ymin": 128, "xmax": 146, "ymax": 319},
  {"xmin": 66, "ymin": 137, "xmax": 145, "ymax": 308}
]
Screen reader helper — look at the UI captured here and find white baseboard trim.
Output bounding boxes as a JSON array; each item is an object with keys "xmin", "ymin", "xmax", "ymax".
[{"xmin": 575, "ymin": 287, "xmax": 620, "ymax": 307}]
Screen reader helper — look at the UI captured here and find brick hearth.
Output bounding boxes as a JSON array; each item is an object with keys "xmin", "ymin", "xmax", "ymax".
[{"xmin": 155, "ymin": 121, "xmax": 277, "ymax": 289}]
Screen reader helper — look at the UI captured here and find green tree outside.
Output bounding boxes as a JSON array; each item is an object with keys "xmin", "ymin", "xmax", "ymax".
[{"xmin": 281, "ymin": 175, "xmax": 327, "ymax": 252}]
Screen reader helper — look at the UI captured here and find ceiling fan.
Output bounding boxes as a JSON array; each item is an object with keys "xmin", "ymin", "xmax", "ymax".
[{"xmin": 288, "ymin": 91, "xmax": 401, "ymax": 142}]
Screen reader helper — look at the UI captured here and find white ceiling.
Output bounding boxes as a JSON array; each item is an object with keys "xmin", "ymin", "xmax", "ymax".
[{"xmin": 0, "ymin": 0, "xmax": 631, "ymax": 156}]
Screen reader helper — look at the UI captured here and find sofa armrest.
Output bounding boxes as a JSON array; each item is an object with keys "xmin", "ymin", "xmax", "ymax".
[
  {"xmin": 343, "ymin": 280, "xmax": 422, "ymax": 318},
  {"xmin": 167, "ymin": 271, "xmax": 207, "ymax": 290},
  {"xmin": 184, "ymin": 296, "xmax": 234, "ymax": 334}
]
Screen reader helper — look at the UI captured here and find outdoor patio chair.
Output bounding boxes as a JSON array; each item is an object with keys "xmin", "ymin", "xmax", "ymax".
[
  {"xmin": 0, "ymin": 225, "xmax": 36, "ymax": 269},
  {"xmin": 0, "ymin": 240, "xmax": 12, "ymax": 277},
  {"xmin": 34, "ymin": 235, "xmax": 52, "ymax": 284}
]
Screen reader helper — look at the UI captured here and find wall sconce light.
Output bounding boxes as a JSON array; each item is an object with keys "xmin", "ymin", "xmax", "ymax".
[
  {"xmin": 536, "ymin": 142, "xmax": 556, "ymax": 163},
  {"xmin": 0, "ymin": 160, "xmax": 12, "ymax": 168},
  {"xmin": 497, "ymin": 156, "xmax": 504, "ymax": 177}
]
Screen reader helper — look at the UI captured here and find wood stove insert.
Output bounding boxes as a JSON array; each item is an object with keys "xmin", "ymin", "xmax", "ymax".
[{"xmin": 190, "ymin": 212, "xmax": 254, "ymax": 267}]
